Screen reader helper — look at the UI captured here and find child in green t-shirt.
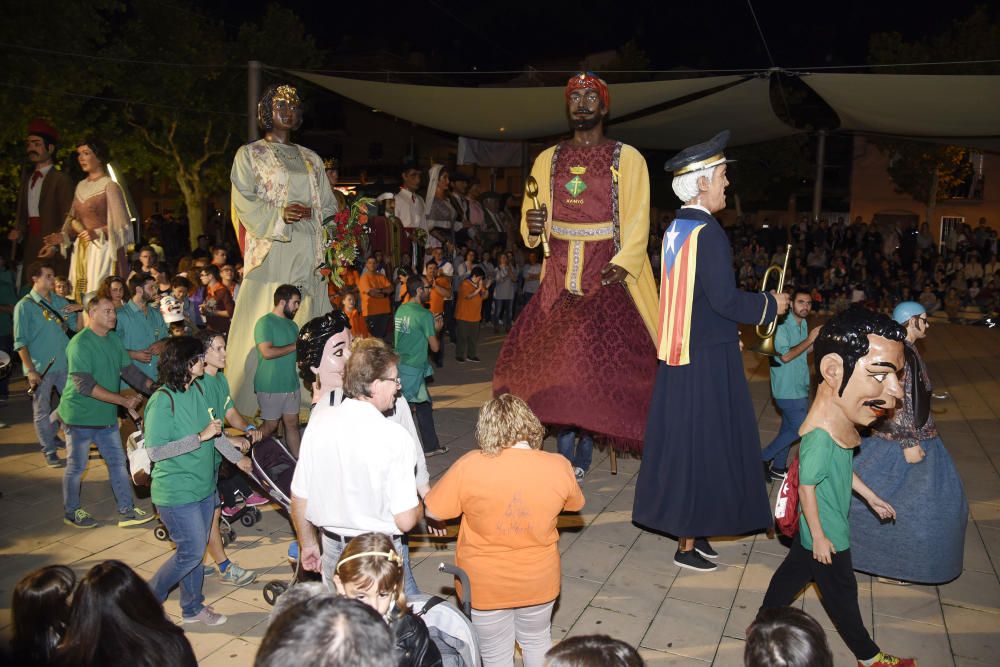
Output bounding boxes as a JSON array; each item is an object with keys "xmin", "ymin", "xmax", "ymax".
[{"xmin": 758, "ymin": 309, "xmax": 916, "ymax": 667}]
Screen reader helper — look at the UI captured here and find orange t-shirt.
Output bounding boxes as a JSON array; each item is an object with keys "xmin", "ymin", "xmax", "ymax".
[
  {"xmin": 358, "ymin": 271, "xmax": 391, "ymax": 316},
  {"xmin": 346, "ymin": 308, "xmax": 370, "ymax": 338},
  {"xmin": 455, "ymin": 279, "xmax": 483, "ymax": 322},
  {"xmin": 424, "ymin": 448, "xmax": 584, "ymax": 610},
  {"xmin": 428, "ymin": 277, "xmax": 451, "ymax": 315}
]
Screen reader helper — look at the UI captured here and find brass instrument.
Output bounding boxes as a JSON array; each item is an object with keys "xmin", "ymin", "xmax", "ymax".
[
  {"xmin": 524, "ymin": 176, "xmax": 551, "ymax": 258},
  {"xmin": 750, "ymin": 244, "xmax": 792, "ymax": 357}
]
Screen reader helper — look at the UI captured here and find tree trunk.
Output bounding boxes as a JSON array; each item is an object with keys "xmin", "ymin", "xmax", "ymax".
[{"xmin": 176, "ymin": 173, "xmax": 205, "ymax": 250}]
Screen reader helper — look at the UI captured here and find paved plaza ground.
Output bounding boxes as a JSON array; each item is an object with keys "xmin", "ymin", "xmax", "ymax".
[{"xmin": 1, "ymin": 322, "xmax": 999, "ymax": 665}]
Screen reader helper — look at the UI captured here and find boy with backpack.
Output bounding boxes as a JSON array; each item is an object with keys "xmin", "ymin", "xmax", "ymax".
[{"xmin": 759, "ymin": 308, "xmax": 917, "ymax": 667}]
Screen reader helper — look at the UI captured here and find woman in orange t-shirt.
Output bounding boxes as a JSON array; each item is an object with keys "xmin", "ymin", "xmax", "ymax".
[{"xmin": 425, "ymin": 394, "xmax": 584, "ymax": 667}]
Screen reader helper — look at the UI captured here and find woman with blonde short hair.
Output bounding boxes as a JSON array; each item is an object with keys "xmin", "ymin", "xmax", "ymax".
[{"xmin": 425, "ymin": 394, "xmax": 584, "ymax": 667}]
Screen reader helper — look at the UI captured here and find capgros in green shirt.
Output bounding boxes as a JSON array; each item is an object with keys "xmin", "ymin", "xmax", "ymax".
[{"xmin": 797, "ymin": 428, "xmax": 854, "ymax": 552}]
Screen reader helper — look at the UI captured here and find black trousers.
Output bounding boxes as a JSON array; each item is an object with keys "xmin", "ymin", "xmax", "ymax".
[
  {"xmin": 760, "ymin": 536, "xmax": 879, "ymax": 661},
  {"xmin": 218, "ymin": 465, "xmax": 253, "ymax": 508},
  {"xmin": 412, "ymin": 400, "xmax": 441, "ymax": 453}
]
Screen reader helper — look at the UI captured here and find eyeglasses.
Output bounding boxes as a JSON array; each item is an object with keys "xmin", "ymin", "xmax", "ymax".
[{"xmin": 380, "ymin": 376, "xmax": 401, "ymax": 387}]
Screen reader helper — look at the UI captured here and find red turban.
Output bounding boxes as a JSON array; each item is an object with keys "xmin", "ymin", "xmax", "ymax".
[
  {"xmin": 565, "ymin": 72, "xmax": 610, "ymax": 111},
  {"xmin": 27, "ymin": 118, "xmax": 59, "ymax": 142}
]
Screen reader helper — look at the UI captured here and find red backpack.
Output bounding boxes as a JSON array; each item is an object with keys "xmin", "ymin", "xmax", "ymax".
[{"xmin": 774, "ymin": 456, "xmax": 801, "ymax": 537}]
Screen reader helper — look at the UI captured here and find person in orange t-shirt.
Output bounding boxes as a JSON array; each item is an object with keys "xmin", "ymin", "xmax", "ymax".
[
  {"xmin": 424, "ymin": 260, "xmax": 450, "ymax": 368},
  {"xmin": 454, "ymin": 267, "xmax": 490, "ymax": 362},
  {"xmin": 358, "ymin": 256, "xmax": 392, "ymax": 339},
  {"xmin": 425, "ymin": 394, "xmax": 584, "ymax": 667},
  {"xmin": 341, "ymin": 291, "xmax": 370, "ymax": 338},
  {"xmin": 330, "ymin": 264, "xmax": 360, "ymax": 308}
]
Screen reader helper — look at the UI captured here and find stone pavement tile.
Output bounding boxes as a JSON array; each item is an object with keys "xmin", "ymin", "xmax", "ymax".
[
  {"xmin": 557, "ymin": 525, "xmax": 583, "ymax": 554},
  {"xmin": 606, "ymin": 483, "xmax": 636, "ymax": 513},
  {"xmin": 71, "ymin": 534, "xmax": 171, "ymax": 571},
  {"xmin": 411, "ymin": 549, "xmax": 458, "ymax": 599},
  {"xmin": 199, "ymin": 637, "xmax": 260, "ymax": 666},
  {"xmin": 873, "ymin": 614, "xmax": 955, "ymax": 667},
  {"xmin": 57, "ymin": 522, "xmax": 134, "ymax": 553},
  {"xmin": 225, "ymin": 536, "xmax": 293, "ymax": 572},
  {"xmin": 637, "ymin": 648, "xmax": 709, "ymax": 665},
  {"xmin": 592, "ymin": 564, "xmax": 670, "ymax": 620},
  {"xmin": 872, "ymin": 579, "xmax": 946, "ymax": 626},
  {"xmin": 955, "ymin": 659, "xmax": 997, "ymax": 667},
  {"xmin": 581, "ymin": 510, "xmax": 642, "ymax": 548},
  {"xmin": 963, "ymin": 521, "xmax": 995, "ymax": 574},
  {"xmin": 560, "ymin": 537, "xmax": 628, "ymax": 584},
  {"xmin": 182, "ymin": 596, "xmax": 270, "ymax": 661},
  {"xmin": 579, "ymin": 469, "xmax": 631, "ymax": 498},
  {"xmin": 977, "ymin": 525, "xmax": 1000, "ymax": 572},
  {"xmin": 224, "ymin": 577, "xmax": 282, "ymax": 612},
  {"xmin": 705, "ymin": 537, "xmax": 754, "ymax": 568},
  {"xmin": 939, "ymin": 569, "xmax": 1000, "ymax": 614},
  {"xmin": 580, "ymin": 491, "xmax": 616, "ymax": 516},
  {"xmin": 748, "ymin": 533, "xmax": 792, "ymax": 559},
  {"xmin": 668, "ymin": 562, "xmax": 745, "ymax": 610},
  {"xmin": 710, "ymin": 635, "xmax": 746, "ymax": 667},
  {"xmin": 943, "ymin": 605, "xmax": 1000, "ymax": 665},
  {"xmin": 569, "ymin": 606, "xmax": 648, "ymax": 649},
  {"xmin": 620, "ymin": 531, "xmax": 681, "ymax": 579},
  {"xmin": 968, "ymin": 501, "xmax": 1000, "ymax": 530},
  {"xmin": 551, "ymin": 576, "xmax": 601, "ymax": 631},
  {"xmin": 722, "ymin": 550, "xmax": 784, "ymax": 639},
  {"xmin": 641, "ymin": 597, "xmax": 727, "ymax": 661}
]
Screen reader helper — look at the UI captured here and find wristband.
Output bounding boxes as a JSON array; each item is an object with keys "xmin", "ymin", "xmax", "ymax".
[{"xmin": 244, "ymin": 425, "xmax": 256, "ymax": 433}]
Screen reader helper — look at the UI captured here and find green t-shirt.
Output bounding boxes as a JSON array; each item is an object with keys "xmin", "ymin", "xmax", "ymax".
[
  {"xmin": 59, "ymin": 329, "xmax": 131, "ymax": 427},
  {"xmin": 393, "ymin": 301, "xmax": 435, "ymax": 369},
  {"xmin": 196, "ymin": 371, "xmax": 233, "ymax": 422},
  {"xmin": 798, "ymin": 427, "xmax": 854, "ymax": 552},
  {"xmin": 770, "ymin": 315, "xmax": 810, "ymax": 399},
  {"xmin": 254, "ymin": 313, "xmax": 299, "ymax": 393},
  {"xmin": 115, "ymin": 299, "xmax": 167, "ymax": 387},
  {"xmin": 144, "ymin": 385, "xmax": 220, "ymax": 507},
  {"xmin": 13, "ymin": 290, "xmax": 73, "ymax": 375}
]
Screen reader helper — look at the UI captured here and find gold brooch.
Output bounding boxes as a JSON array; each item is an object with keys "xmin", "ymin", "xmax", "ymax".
[{"xmin": 570, "ymin": 166, "xmax": 587, "ymax": 175}]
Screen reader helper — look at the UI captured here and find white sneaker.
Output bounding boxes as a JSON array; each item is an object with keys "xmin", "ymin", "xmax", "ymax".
[
  {"xmin": 181, "ymin": 605, "xmax": 227, "ymax": 626},
  {"xmin": 574, "ymin": 467, "xmax": 585, "ymax": 481}
]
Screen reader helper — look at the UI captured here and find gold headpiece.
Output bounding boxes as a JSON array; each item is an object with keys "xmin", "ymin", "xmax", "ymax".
[
  {"xmin": 274, "ymin": 85, "xmax": 300, "ymax": 105},
  {"xmin": 324, "ymin": 157, "xmax": 339, "ymax": 171},
  {"xmin": 335, "ymin": 550, "xmax": 402, "ymax": 573}
]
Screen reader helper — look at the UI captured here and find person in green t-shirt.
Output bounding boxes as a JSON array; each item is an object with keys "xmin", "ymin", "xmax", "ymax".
[
  {"xmin": 759, "ymin": 308, "xmax": 917, "ymax": 667},
  {"xmin": 394, "ymin": 275, "xmax": 446, "ymax": 457},
  {"xmin": 253, "ymin": 284, "xmax": 302, "ymax": 455},
  {"xmin": 59, "ymin": 295, "xmax": 156, "ymax": 530},
  {"xmin": 146, "ymin": 336, "xmax": 252, "ymax": 625}
]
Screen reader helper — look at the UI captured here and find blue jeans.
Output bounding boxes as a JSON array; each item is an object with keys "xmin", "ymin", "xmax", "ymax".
[
  {"xmin": 150, "ymin": 493, "xmax": 216, "ymax": 618},
  {"xmin": 63, "ymin": 425, "xmax": 135, "ymax": 515},
  {"xmin": 557, "ymin": 429, "xmax": 593, "ymax": 472},
  {"xmin": 760, "ymin": 397, "xmax": 809, "ymax": 469},
  {"xmin": 492, "ymin": 299, "xmax": 512, "ymax": 329},
  {"xmin": 33, "ymin": 368, "xmax": 66, "ymax": 455},
  {"xmin": 321, "ymin": 533, "xmax": 420, "ymax": 597}
]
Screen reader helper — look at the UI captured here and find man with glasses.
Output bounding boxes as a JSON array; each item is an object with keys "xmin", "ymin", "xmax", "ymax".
[{"xmin": 761, "ymin": 288, "xmax": 821, "ymax": 480}]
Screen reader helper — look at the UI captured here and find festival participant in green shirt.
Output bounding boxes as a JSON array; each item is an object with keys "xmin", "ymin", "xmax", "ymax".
[
  {"xmin": 393, "ymin": 275, "xmax": 446, "ymax": 457},
  {"xmin": 13, "ymin": 261, "xmax": 82, "ymax": 467},
  {"xmin": 116, "ymin": 272, "xmax": 167, "ymax": 387},
  {"xmin": 145, "ymin": 336, "xmax": 251, "ymax": 626},
  {"xmin": 253, "ymin": 284, "xmax": 302, "ymax": 455},
  {"xmin": 59, "ymin": 295, "xmax": 154, "ymax": 529}
]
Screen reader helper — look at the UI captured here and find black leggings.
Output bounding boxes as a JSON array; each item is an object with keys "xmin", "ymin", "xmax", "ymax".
[
  {"xmin": 760, "ymin": 536, "xmax": 879, "ymax": 661},
  {"xmin": 217, "ymin": 465, "xmax": 253, "ymax": 508}
]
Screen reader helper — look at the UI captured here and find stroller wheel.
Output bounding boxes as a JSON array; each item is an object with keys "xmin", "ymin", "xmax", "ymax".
[
  {"xmin": 240, "ymin": 513, "xmax": 256, "ymax": 527},
  {"xmin": 153, "ymin": 524, "xmax": 169, "ymax": 541},
  {"xmin": 220, "ymin": 530, "xmax": 232, "ymax": 547},
  {"xmin": 263, "ymin": 581, "xmax": 287, "ymax": 606},
  {"xmin": 252, "ymin": 507, "xmax": 262, "ymax": 521}
]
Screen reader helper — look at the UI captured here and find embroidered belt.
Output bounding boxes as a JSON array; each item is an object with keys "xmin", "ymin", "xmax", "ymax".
[{"xmin": 550, "ymin": 221, "xmax": 613, "ymax": 295}]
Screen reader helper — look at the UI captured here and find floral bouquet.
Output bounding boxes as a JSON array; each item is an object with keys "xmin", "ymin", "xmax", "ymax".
[{"xmin": 320, "ymin": 197, "xmax": 374, "ymax": 287}]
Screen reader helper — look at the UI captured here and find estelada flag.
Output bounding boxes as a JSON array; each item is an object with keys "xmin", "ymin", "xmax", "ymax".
[{"xmin": 657, "ymin": 218, "xmax": 705, "ymax": 365}]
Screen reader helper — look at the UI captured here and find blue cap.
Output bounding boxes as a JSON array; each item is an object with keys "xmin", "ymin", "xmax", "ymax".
[
  {"xmin": 892, "ymin": 301, "xmax": 926, "ymax": 325},
  {"xmin": 663, "ymin": 130, "xmax": 736, "ymax": 175}
]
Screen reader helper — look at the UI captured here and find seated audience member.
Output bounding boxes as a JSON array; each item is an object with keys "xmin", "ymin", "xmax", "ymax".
[
  {"xmin": 424, "ymin": 394, "xmax": 585, "ymax": 667},
  {"xmin": 255, "ymin": 595, "xmax": 397, "ymax": 667},
  {"xmin": 544, "ymin": 635, "xmax": 644, "ymax": 667},
  {"xmin": 54, "ymin": 560, "xmax": 197, "ymax": 667},
  {"xmin": 333, "ymin": 533, "xmax": 442, "ymax": 667},
  {"xmin": 11, "ymin": 565, "xmax": 76, "ymax": 667},
  {"xmin": 744, "ymin": 607, "xmax": 832, "ymax": 667}
]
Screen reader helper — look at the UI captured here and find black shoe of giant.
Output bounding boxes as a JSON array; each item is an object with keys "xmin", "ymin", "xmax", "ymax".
[
  {"xmin": 673, "ymin": 549, "xmax": 717, "ymax": 572},
  {"xmin": 694, "ymin": 538, "xmax": 718, "ymax": 560}
]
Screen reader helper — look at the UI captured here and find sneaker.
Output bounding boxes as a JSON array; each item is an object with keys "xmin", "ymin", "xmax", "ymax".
[
  {"xmin": 694, "ymin": 538, "xmax": 719, "ymax": 560},
  {"xmin": 673, "ymin": 548, "xmax": 717, "ymax": 572},
  {"xmin": 455, "ymin": 357, "xmax": 466, "ymax": 363},
  {"xmin": 244, "ymin": 492, "xmax": 270, "ymax": 507},
  {"xmin": 468, "ymin": 356, "xmax": 481, "ymax": 362},
  {"xmin": 221, "ymin": 504, "xmax": 242, "ymax": 518},
  {"xmin": 64, "ymin": 509, "xmax": 98, "ymax": 529},
  {"xmin": 770, "ymin": 467, "xmax": 788, "ymax": 482},
  {"xmin": 424, "ymin": 446, "xmax": 450, "ymax": 458},
  {"xmin": 118, "ymin": 507, "xmax": 156, "ymax": 527},
  {"xmin": 203, "ymin": 564, "xmax": 217, "ymax": 577},
  {"xmin": 288, "ymin": 540, "xmax": 300, "ymax": 561},
  {"xmin": 859, "ymin": 652, "xmax": 916, "ymax": 667},
  {"xmin": 181, "ymin": 605, "xmax": 227, "ymax": 626},
  {"xmin": 45, "ymin": 451, "xmax": 66, "ymax": 468},
  {"xmin": 574, "ymin": 466, "xmax": 586, "ymax": 481},
  {"xmin": 55, "ymin": 438, "xmax": 67, "ymax": 450},
  {"xmin": 220, "ymin": 562, "xmax": 257, "ymax": 586}
]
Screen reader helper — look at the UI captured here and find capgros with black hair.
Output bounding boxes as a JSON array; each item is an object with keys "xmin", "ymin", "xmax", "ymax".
[
  {"xmin": 813, "ymin": 305, "xmax": 906, "ymax": 396},
  {"xmin": 296, "ymin": 310, "xmax": 351, "ymax": 386}
]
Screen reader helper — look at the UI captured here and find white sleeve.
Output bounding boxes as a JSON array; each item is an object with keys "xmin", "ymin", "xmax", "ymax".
[
  {"xmin": 393, "ymin": 396, "xmax": 429, "ymax": 491},
  {"xmin": 386, "ymin": 425, "xmax": 419, "ymax": 516},
  {"xmin": 290, "ymin": 421, "xmax": 318, "ymax": 499}
]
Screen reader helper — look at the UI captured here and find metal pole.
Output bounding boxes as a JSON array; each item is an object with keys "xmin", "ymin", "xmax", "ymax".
[
  {"xmin": 811, "ymin": 129, "xmax": 826, "ymax": 223},
  {"xmin": 247, "ymin": 60, "xmax": 262, "ymax": 142}
]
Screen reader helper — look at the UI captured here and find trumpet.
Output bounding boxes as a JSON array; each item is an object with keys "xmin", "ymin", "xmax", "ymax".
[{"xmin": 749, "ymin": 244, "xmax": 791, "ymax": 357}]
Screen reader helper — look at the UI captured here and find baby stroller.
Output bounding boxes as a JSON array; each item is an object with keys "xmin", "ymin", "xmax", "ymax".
[
  {"xmin": 249, "ymin": 436, "xmax": 308, "ymax": 605},
  {"xmin": 410, "ymin": 563, "xmax": 481, "ymax": 667}
]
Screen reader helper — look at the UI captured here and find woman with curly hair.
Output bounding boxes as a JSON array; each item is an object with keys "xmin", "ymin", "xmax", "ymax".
[
  {"xmin": 144, "ymin": 336, "xmax": 250, "ymax": 626},
  {"xmin": 424, "ymin": 394, "xmax": 584, "ymax": 667}
]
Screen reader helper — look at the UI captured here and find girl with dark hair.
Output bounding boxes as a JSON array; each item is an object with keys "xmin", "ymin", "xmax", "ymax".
[
  {"xmin": 54, "ymin": 560, "xmax": 196, "ymax": 667},
  {"xmin": 544, "ymin": 635, "xmax": 643, "ymax": 667},
  {"xmin": 144, "ymin": 336, "xmax": 250, "ymax": 625},
  {"xmin": 744, "ymin": 608, "xmax": 832, "ymax": 667},
  {"xmin": 11, "ymin": 565, "xmax": 76, "ymax": 666}
]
